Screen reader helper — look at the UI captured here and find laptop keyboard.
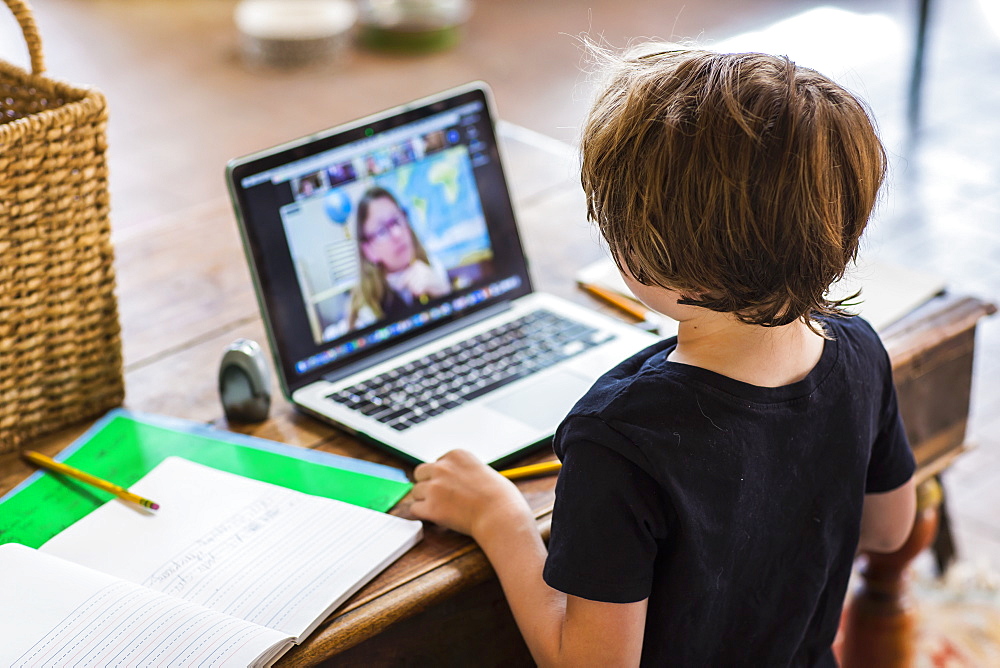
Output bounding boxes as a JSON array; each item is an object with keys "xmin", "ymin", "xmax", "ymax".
[{"xmin": 326, "ymin": 309, "xmax": 614, "ymax": 432}]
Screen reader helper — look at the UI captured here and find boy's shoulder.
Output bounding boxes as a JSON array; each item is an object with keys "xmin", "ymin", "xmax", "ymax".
[
  {"xmin": 821, "ymin": 315, "xmax": 890, "ymax": 366},
  {"xmin": 566, "ymin": 337, "xmax": 690, "ymax": 418},
  {"xmin": 554, "ymin": 315, "xmax": 895, "ymax": 478},
  {"xmin": 823, "ymin": 313, "xmax": 879, "ymax": 339},
  {"xmin": 554, "ymin": 338, "xmax": 686, "ymax": 470},
  {"xmin": 568, "ymin": 315, "xmax": 888, "ymax": 419}
]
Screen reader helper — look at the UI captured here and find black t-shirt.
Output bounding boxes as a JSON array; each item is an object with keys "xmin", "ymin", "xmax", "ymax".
[{"xmin": 542, "ymin": 316, "xmax": 915, "ymax": 667}]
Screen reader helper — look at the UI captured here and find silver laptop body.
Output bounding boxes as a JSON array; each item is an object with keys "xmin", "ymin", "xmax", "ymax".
[{"xmin": 226, "ymin": 82, "xmax": 656, "ymax": 465}]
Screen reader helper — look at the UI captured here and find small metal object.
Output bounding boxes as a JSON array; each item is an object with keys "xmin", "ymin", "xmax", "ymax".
[{"xmin": 219, "ymin": 338, "xmax": 272, "ymax": 423}]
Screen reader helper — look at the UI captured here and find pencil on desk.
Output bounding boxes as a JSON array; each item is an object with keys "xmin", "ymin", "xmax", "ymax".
[
  {"xmin": 500, "ymin": 460, "xmax": 562, "ymax": 480},
  {"xmin": 22, "ymin": 450, "xmax": 161, "ymax": 510},
  {"xmin": 578, "ymin": 281, "xmax": 650, "ymax": 321}
]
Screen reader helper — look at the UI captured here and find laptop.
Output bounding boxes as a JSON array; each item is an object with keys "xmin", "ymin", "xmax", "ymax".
[{"xmin": 226, "ymin": 82, "xmax": 656, "ymax": 466}]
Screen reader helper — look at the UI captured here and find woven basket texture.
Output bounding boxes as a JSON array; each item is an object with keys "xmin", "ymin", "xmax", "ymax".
[{"xmin": 0, "ymin": 0, "xmax": 123, "ymax": 452}]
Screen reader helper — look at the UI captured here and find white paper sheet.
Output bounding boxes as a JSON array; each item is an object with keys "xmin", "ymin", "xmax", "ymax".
[
  {"xmin": 0, "ymin": 543, "xmax": 288, "ymax": 668},
  {"xmin": 40, "ymin": 457, "xmax": 423, "ymax": 641}
]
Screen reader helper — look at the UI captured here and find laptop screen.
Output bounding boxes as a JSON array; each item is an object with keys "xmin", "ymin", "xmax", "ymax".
[{"xmin": 227, "ymin": 84, "xmax": 533, "ymax": 391}]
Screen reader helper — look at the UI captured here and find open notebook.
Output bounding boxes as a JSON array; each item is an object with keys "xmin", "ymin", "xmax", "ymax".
[{"xmin": 0, "ymin": 458, "xmax": 422, "ymax": 667}]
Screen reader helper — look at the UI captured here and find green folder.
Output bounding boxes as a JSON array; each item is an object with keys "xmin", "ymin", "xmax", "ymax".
[{"xmin": 0, "ymin": 410, "xmax": 413, "ymax": 548}]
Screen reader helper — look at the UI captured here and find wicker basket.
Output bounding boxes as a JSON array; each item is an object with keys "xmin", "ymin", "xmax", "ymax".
[{"xmin": 0, "ymin": 0, "xmax": 124, "ymax": 452}]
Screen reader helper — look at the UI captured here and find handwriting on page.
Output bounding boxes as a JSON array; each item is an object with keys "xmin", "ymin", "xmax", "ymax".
[
  {"xmin": 13, "ymin": 580, "xmax": 282, "ymax": 667},
  {"xmin": 139, "ymin": 486, "xmax": 402, "ymax": 631}
]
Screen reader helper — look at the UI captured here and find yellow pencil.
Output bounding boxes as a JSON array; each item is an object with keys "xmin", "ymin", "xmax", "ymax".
[
  {"xmin": 578, "ymin": 281, "xmax": 650, "ymax": 321},
  {"xmin": 500, "ymin": 460, "xmax": 562, "ymax": 480},
  {"xmin": 22, "ymin": 450, "xmax": 160, "ymax": 510}
]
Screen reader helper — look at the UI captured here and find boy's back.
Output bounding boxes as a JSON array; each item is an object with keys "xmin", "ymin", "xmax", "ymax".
[
  {"xmin": 545, "ymin": 315, "xmax": 914, "ymax": 665},
  {"xmin": 411, "ymin": 45, "xmax": 917, "ymax": 667}
]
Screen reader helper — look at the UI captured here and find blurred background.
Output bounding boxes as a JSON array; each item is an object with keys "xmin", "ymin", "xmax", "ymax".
[{"xmin": 1, "ymin": 0, "xmax": 997, "ymax": 570}]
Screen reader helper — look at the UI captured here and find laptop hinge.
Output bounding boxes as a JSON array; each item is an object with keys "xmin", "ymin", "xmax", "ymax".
[{"xmin": 321, "ymin": 301, "xmax": 514, "ymax": 384}]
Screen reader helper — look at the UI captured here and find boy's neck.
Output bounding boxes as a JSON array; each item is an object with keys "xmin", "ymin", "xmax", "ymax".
[
  {"xmin": 613, "ymin": 264, "xmax": 827, "ymax": 386},
  {"xmin": 669, "ymin": 313, "xmax": 826, "ymax": 388}
]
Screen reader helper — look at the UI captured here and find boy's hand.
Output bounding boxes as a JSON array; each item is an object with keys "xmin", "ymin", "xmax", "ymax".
[{"xmin": 411, "ymin": 449, "xmax": 533, "ymax": 539}]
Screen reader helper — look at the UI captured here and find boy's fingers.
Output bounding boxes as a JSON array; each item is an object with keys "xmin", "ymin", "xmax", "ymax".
[
  {"xmin": 440, "ymin": 449, "xmax": 479, "ymax": 469},
  {"xmin": 410, "ymin": 486, "xmax": 431, "ymax": 511},
  {"xmin": 414, "ymin": 450, "xmax": 470, "ymax": 482},
  {"xmin": 409, "ymin": 499, "xmax": 432, "ymax": 521},
  {"xmin": 413, "ymin": 462, "xmax": 434, "ymax": 481},
  {"xmin": 410, "ymin": 494, "xmax": 446, "ymax": 524}
]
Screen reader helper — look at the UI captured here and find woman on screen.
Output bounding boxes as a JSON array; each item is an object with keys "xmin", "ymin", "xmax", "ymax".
[{"xmin": 347, "ymin": 186, "xmax": 450, "ymax": 330}]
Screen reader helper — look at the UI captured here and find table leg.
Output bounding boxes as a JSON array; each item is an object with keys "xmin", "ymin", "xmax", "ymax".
[
  {"xmin": 931, "ymin": 477, "xmax": 956, "ymax": 574},
  {"xmin": 839, "ymin": 478, "xmax": 942, "ymax": 667},
  {"xmin": 907, "ymin": 0, "xmax": 933, "ymax": 134}
]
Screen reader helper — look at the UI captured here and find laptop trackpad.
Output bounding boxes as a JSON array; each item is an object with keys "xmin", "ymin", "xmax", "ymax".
[{"xmin": 485, "ymin": 370, "xmax": 591, "ymax": 431}]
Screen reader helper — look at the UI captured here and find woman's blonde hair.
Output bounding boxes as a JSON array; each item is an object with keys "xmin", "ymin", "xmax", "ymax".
[
  {"xmin": 349, "ymin": 186, "xmax": 431, "ymax": 326},
  {"xmin": 581, "ymin": 45, "xmax": 887, "ymax": 327}
]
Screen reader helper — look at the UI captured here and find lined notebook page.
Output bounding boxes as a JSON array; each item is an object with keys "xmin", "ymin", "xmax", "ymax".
[
  {"xmin": 40, "ymin": 457, "xmax": 423, "ymax": 641},
  {"xmin": 0, "ymin": 543, "xmax": 288, "ymax": 667}
]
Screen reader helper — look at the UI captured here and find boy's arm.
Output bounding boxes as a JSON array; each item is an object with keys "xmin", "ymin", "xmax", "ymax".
[
  {"xmin": 857, "ymin": 477, "xmax": 916, "ymax": 553},
  {"xmin": 411, "ymin": 449, "xmax": 647, "ymax": 667}
]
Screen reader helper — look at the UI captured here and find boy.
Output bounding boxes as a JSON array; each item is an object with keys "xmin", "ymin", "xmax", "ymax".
[{"xmin": 411, "ymin": 47, "xmax": 916, "ymax": 666}]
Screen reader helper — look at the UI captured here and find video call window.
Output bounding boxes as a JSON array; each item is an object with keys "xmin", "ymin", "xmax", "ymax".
[
  {"xmin": 280, "ymin": 143, "xmax": 495, "ymax": 345},
  {"xmin": 294, "ymin": 171, "xmax": 325, "ymax": 199},
  {"xmin": 326, "ymin": 161, "xmax": 357, "ymax": 187}
]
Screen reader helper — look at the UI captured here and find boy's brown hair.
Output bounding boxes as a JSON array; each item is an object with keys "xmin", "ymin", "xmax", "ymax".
[{"xmin": 581, "ymin": 46, "xmax": 887, "ymax": 327}]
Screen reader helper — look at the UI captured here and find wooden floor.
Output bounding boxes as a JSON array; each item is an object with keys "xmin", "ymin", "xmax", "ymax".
[{"xmin": 3, "ymin": 0, "xmax": 998, "ymax": 570}]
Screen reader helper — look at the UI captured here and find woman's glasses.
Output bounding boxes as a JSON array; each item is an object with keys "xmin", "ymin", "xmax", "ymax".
[{"xmin": 362, "ymin": 216, "xmax": 406, "ymax": 243}]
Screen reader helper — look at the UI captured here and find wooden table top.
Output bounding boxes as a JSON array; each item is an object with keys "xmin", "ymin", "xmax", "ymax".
[
  {"xmin": 0, "ymin": 122, "xmax": 605, "ymax": 664},
  {"xmin": 0, "ymin": 122, "xmax": 994, "ymax": 665}
]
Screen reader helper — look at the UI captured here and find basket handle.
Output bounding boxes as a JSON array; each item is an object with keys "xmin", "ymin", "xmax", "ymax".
[{"xmin": 3, "ymin": 0, "xmax": 45, "ymax": 75}]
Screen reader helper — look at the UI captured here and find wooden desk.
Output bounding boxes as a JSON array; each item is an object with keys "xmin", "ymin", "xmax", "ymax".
[{"xmin": 0, "ymin": 124, "xmax": 993, "ymax": 666}]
